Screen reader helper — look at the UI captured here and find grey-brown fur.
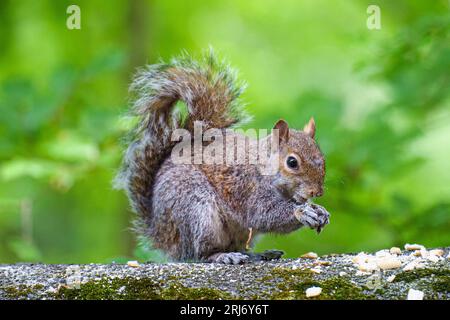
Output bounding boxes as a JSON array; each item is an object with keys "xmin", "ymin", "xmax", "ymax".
[{"xmin": 115, "ymin": 50, "xmax": 330, "ymax": 264}]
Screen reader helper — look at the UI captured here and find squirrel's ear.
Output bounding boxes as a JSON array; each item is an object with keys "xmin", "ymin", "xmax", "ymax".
[
  {"xmin": 303, "ymin": 117, "xmax": 316, "ymax": 139},
  {"xmin": 273, "ymin": 119, "xmax": 289, "ymax": 142}
]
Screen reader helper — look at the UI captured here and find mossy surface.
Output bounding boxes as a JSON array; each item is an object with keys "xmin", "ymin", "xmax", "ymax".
[
  {"xmin": 263, "ymin": 267, "xmax": 373, "ymax": 300},
  {"xmin": 1, "ymin": 249, "xmax": 449, "ymax": 300},
  {"xmin": 2, "ymin": 285, "xmax": 40, "ymax": 299},
  {"xmin": 393, "ymin": 268, "xmax": 450, "ymax": 299},
  {"xmin": 394, "ymin": 268, "xmax": 450, "ymax": 285},
  {"xmin": 55, "ymin": 276, "xmax": 233, "ymax": 300}
]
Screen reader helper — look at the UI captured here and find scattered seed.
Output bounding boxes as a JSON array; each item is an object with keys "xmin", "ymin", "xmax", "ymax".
[
  {"xmin": 352, "ymin": 253, "xmax": 370, "ymax": 264},
  {"xmin": 376, "ymin": 256, "xmax": 402, "ymax": 270},
  {"xmin": 429, "ymin": 249, "xmax": 444, "ymax": 257},
  {"xmin": 375, "ymin": 250, "xmax": 390, "ymax": 258},
  {"xmin": 407, "ymin": 288, "xmax": 424, "ymax": 300},
  {"xmin": 389, "ymin": 247, "xmax": 402, "ymax": 255},
  {"xmin": 412, "ymin": 250, "xmax": 421, "ymax": 257},
  {"xmin": 386, "ymin": 275, "xmax": 396, "ymax": 282},
  {"xmin": 127, "ymin": 260, "xmax": 140, "ymax": 268},
  {"xmin": 404, "ymin": 243, "xmax": 425, "ymax": 251},
  {"xmin": 403, "ymin": 261, "xmax": 424, "ymax": 271},
  {"xmin": 427, "ymin": 255, "xmax": 439, "ymax": 263},
  {"xmin": 403, "ymin": 262, "xmax": 415, "ymax": 271},
  {"xmin": 46, "ymin": 287, "xmax": 57, "ymax": 294},
  {"xmin": 301, "ymin": 252, "xmax": 318, "ymax": 259},
  {"xmin": 358, "ymin": 262, "xmax": 378, "ymax": 273},
  {"xmin": 316, "ymin": 260, "xmax": 332, "ymax": 266},
  {"xmin": 306, "ymin": 286, "xmax": 322, "ymax": 298},
  {"xmin": 310, "ymin": 267, "xmax": 322, "ymax": 274}
]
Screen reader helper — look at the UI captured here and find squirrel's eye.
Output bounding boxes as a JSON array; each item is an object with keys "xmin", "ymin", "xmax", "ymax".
[{"xmin": 286, "ymin": 156, "xmax": 298, "ymax": 169}]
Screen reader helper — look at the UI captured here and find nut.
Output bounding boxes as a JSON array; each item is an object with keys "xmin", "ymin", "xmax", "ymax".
[
  {"xmin": 404, "ymin": 243, "xmax": 425, "ymax": 251},
  {"xmin": 407, "ymin": 288, "xmax": 424, "ymax": 300},
  {"xmin": 429, "ymin": 249, "xmax": 444, "ymax": 257},
  {"xmin": 310, "ymin": 267, "xmax": 322, "ymax": 274},
  {"xmin": 389, "ymin": 247, "xmax": 402, "ymax": 255},
  {"xmin": 358, "ymin": 262, "xmax": 378, "ymax": 273},
  {"xmin": 427, "ymin": 255, "xmax": 439, "ymax": 263},
  {"xmin": 305, "ymin": 286, "xmax": 322, "ymax": 298},
  {"xmin": 376, "ymin": 257, "xmax": 402, "ymax": 270},
  {"xmin": 127, "ymin": 260, "xmax": 140, "ymax": 268},
  {"xmin": 412, "ymin": 250, "xmax": 422, "ymax": 257},
  {"xmin": 301, "ymin": 252, "xmax": 318, "ymax": 259},
  {"xmin": 375, "ymin": 250, "xmax": 390, "ymax": 258},
  {"xmin": 386, "ymin": 275, "xmax": 396, "ymax": 282},
  {"xmin": 352, "ymin": 253, "xmax": 370, "ymax": 264},
  {"xmin": 403, "ymin": 261, "xmax": 424, "ymax": 271}
]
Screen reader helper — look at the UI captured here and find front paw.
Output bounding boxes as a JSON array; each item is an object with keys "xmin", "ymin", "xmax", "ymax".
[
  {"xmin": 310, "ymin": 203, "xmax": 330, "ymax": 232},
  {"xmin": 294, "ymin": 203, "xmax": 330, "ymax": 233}
]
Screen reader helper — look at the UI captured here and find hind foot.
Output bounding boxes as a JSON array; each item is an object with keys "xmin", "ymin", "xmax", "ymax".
[{"xmin": 207, "ymin": 252, "xmax": 250, "ymax": 264}]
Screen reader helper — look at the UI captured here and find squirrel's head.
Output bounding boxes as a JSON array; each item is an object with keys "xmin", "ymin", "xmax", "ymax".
[{"xmin": 270, "ymin": 118, "xmax": 325, "ymax": 203}]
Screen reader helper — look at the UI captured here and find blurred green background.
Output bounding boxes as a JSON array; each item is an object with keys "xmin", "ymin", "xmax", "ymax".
[{"xmin": 0, "ymin": 0, "xmax": 449, "ymax": 263}]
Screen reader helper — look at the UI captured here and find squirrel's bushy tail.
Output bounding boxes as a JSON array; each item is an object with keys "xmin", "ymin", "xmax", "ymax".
[{"xmin": 115, "ymin": 49, "xmax": 248, "ymax": 233}]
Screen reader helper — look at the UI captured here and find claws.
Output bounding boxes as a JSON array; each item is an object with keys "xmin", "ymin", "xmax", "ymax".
[{"xmin": 294, "ymin": 203, "xmax": 330, "ymax": 233}]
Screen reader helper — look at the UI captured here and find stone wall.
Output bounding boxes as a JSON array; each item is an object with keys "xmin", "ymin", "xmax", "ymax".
[{"xmin": 1, "ymin": 247, "xmax": 449, "ymax": 300}]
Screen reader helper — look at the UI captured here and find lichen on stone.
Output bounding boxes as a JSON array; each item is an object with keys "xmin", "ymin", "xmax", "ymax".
[{"xmin": 1, "ymin": 247, "xmax": 448, "ymax": 300}]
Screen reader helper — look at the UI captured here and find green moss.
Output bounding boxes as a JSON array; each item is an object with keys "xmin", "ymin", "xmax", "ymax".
[
  {"xmin": 2, "ymin": 285, "xmax": 41, "ymax": 299},
  {"xmin": 430, "ymin": 278, "xmax": 450, "ymax": 294},
  {"xmin": 393, "ymin": 268, "xmax": 450, "ymax": 299},
  {"xmin": 54, "ymin": 276, "xmax": 233, "ymax": 300},
  {"xmin": 2, "ymin": 287, "xmax": 27, "ymax": 299},
  {"xmin": 394, "ymin": 268, "xmax": 450, "ymax": 284},
  {"xmin": 260, "ymin": 266, "xmax": 314, "ymax": 281},
  {"xmin": 264, "ymin": 267, "xmax": 374, "ymax": 300},
  {"xmin": 275, "ymin": 277, "xmax": 373, "ymax": 300},
  {"xmin": 159, "ymin": 283, "xmax": 233, "ymax": 300},
  {"xmin": 5, "ymin": 264, "xmax": 448, "ymax": 300}
]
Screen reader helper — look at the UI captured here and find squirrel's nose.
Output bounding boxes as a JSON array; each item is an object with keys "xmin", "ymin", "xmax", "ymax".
[{"xmin": 307, "ymin": 189, "xmax": 323, "ymax": 198}]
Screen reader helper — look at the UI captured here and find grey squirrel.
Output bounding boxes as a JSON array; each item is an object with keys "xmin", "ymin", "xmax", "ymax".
[{"xmin": 115, "ymin": 50, "xmax": 330, "ymax": 264}]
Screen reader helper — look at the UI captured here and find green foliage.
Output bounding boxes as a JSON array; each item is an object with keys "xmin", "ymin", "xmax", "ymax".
[
  {"xmin": 0, "ymin": 0, "xmax": 449, "ymax": 263},
  {"xmin": 8, "ymin": 238, "xmax": 42, "ymax": 262}
]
